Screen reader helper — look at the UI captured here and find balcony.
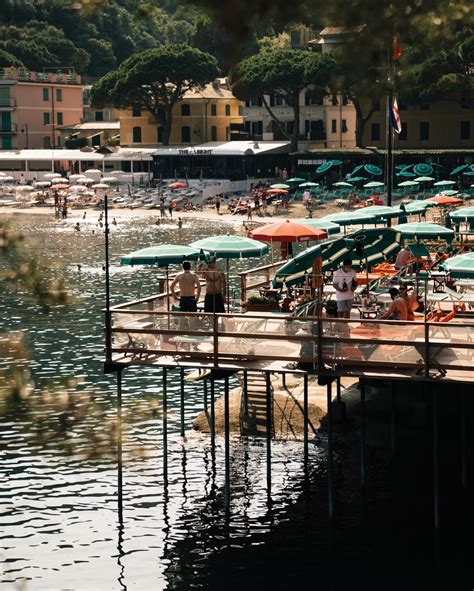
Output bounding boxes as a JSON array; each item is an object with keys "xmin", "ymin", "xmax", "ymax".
[
  {"xmin": 0, "ymin": 68, "xmax": 81, "ymax": 85},
  {"xmin": 0, "ymin": 123, "xmax": 18, "ymax": 134},
  {"xmin": 0, "ymin": 98, "xmax": 16, "ymax": 109}
]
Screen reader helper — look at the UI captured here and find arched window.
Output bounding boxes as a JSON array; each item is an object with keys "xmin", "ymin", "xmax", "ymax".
[
  {"xmin": 225, "ymin": 104, "xmax": 231, "ymax": 117},
  {"xmin": 211, "ymin": 125, "xmax": 217, "ymax": 141},
  {"xmin": 181, "ymin": 126, "xmax": 190, "ymax": 143},
  {"xmin": 133, "ymin": 126, "xmax": 142, "ymax": 143}
]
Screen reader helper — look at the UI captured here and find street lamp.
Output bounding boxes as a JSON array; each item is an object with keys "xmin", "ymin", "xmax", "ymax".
[{"xmin": 21, "ymin": 124, "xmax": 29, "ymax": 149}]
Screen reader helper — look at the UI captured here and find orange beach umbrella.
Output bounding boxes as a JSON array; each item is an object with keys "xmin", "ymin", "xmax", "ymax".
[
  {"xmin": 248, "ymin": 219, "xmax": 327, "ymax": 243},
  {"xmin": 426, "ymin": 195, "xmax": 464, "ymax": 207}
]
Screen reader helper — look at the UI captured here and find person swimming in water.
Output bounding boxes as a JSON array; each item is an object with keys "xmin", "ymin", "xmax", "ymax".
[
  {"xmin": 74, "ymin": 222, "xmax": 81, "ymax": 232},
  {"xmin": 177, "ymin": 217, "xmax": 183, "ymax": 229},
  {"xmin": 112, "ymin": 217, "xmax": 117, "ymax": 226}
]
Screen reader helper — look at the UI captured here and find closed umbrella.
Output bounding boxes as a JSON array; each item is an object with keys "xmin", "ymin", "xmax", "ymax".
[
  {"xmin": 320, "ymin": 227, "xmax": 402, "ymax": 272},
  {"xmin": 294, "ymin": 218, "xmax": 341, "ymax": 235},
  {"xmin": 440, "ymin": 252, "xmax": 474, "ymax": 278},
  {"xmin": 121, "ymin": 244, "xmax": 206, "ymax": 312},
  {"xmin": 392, "ymin": 222, "xmax": 454, "ymax": 241},
  {"xmin": 273, "ymin": 244, "xmax": 322, "ymax": 288},
  {"xmin": 190, "ymin": 235, "xmax": 269, "ymax": 312},
  {"xmin": 450, "ymin": 164, "xmax": 469, "ymax": 176}
]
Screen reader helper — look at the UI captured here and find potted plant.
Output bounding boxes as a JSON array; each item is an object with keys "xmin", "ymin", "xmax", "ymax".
[{"xmin": 242, "ymin": 295, "xmax": 279, "ymax": 312}]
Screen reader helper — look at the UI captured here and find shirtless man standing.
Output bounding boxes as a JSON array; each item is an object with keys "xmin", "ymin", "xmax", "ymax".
[{"xmin": 170, "ymin": 261, "xmax": 201, "ymax": 312}]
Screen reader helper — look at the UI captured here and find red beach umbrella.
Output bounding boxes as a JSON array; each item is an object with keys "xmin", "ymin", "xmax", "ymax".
[
  {"xmin": 267, "ymin": 188, "xmax": 289, "ymax": 195},
  {"xmin": 426, "ymin": 195, "xmax": 464, "ymax": 207},
  {"xmin": 50, "ymin": 184, "xmax": 69, "ymax": 190},
  {"xmin": 168, "ymin": 182, "xmax": 188, "ymax": 189},
  {"xmin": 248, "ymin": 220, "xmax": 327, "ymax": 243}
]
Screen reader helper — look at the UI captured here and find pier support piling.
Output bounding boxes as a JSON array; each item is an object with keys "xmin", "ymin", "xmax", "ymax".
[
  {"xmin": 163, "ymin": 367, "xmax": 168, "ymax": 485},
  {"xmin": 117, "ymin": 369, "xmax": 123, "ymax": 522},
  {"xmin": 303, "ymin": 373, "xmax": 309, "ymax": 474},
  {"xmin": 180, "ymin": 368, "xmax": 185, "ymax": 438},
  {"xmin": 390, "ymin": 381, "xmax": 396, "ymax": 460},
  {"xmin": 433, "ymin": 388, "xmax": 440, "ymax": 563},
  {"xmin": 224, "ymin": 376, "xmax": 231, "ymax": 507},
  {"xmin": 360, "ymin": 379, "xmax": 367, "ymax": 512},
  {"xmin": 210, "ymin": 380, "xmax": 215, "ymax": 451},
  {"xmin": 460, "ymin": 389, "xmax": 467, "ymax": 491},
  {"xmin": 203, "ymin": 379, "xmax": 208, "ymax": 413},
  {"xmin": 265, "ymin": 372, "xmax": 272, "ymax": 499},
  {"xmin": 327, "ymin": 381, "xmax": 335, "ymax": 538}
]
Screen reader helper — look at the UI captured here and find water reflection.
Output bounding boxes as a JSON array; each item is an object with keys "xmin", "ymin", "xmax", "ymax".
[{"xmin": 0, "ymin": 213, "xmax": 322, "ymax": 589}]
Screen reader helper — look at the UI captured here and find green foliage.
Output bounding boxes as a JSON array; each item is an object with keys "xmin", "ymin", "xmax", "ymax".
[
  {"xmin": 65, "ymin": 135, "xmax": 88, "ymax": 149},
  {"xmin": 0, "ymin": 48, "xmax": 22, "ymax": 67},
  {"xmin": 90, "ymin": 45, "xmax": 220, "ymax": 145},
  {"xmin": 231, "ymin": 49, "xmax": 334, "ymax": 150},
  {"xmin": 246, "ymin": 295, "xmax": 271, "ymax": 304}
]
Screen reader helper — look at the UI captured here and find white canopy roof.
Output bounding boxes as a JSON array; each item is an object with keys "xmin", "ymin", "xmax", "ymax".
[
  {"xmin": 153, "ymin": 141, "xmax": 290, "ymax": 157},
  {"xmin": 0, "ymin": 148, "xmax": 154, "ymax": 162}
]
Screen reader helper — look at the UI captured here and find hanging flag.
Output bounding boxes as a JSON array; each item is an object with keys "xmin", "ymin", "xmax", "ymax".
[
  {"xmin": 389, "ymin": 98, "xmax": 402, "ymax": 134},
  {"xmin": 392, "ymin": 36, "xmax": 403, "ymax": 61}
]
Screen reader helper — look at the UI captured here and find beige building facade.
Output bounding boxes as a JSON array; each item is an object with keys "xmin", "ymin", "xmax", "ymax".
[{"xmin": 120, "ymin": 78, "xmax": 244, "ymax": 147}]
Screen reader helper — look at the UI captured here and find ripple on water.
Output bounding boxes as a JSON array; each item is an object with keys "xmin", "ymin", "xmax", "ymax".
[{"xmin": 0, "ymin": 213, "xmax": 321, "ymax": 589}]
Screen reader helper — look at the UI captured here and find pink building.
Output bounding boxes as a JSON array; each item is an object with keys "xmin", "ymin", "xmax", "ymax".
[{"xmin": 0, "ymin": 68, "xmax": 83, "ymax": 150}]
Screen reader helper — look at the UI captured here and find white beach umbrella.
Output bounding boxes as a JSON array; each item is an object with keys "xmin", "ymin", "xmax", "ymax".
[
  {"xmin": 16, "ymin": 185, "xmax": 35, "ymax": 192},
  {"xmin": 92, "ymin": 183, "xmax": 109, "ymax": 189},
  {"xmin": 35, "ymin": 181, "xmax": 51, "ymax": 187},
  {"xmin": 84, "ymin": 169, "xmax": 100, "ymax": 174},
  {"xmin": 77, "ymin": 177, "xmax": 94, "ymax": 184},
  {"xmin": 69, "ymin": 174, "xmax": 86, "ymax": 180},
  {"xmin": 43, "ymin": 173, "xmax": 62, "ymax": 180},
  {"xmin": 70, "ymin": 185, "xmax": 88, "ymax": 192},
  {"xmin": 0, "ymin": 172, "xmax": 6, "ymax": 177},
  {"xmin": 102, "ymin": 176, "xmax": 118, "ymax": 183},
  {"xmin": 0, "ymin": 176, "xmax": 15, "ymax": 182}
]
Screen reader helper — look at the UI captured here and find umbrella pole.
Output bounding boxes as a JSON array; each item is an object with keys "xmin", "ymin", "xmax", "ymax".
[
  {"xmin": 226, "ymin": 258, "xmax": 230, "ymax": 313},
  {"xmin": 166, "ymin": 267, "xmax": 170, "ymax": 330}
]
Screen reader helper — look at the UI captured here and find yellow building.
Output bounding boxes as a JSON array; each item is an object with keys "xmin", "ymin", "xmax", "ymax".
[
  {"xmin": 362, "ymin": 99, "xmax": 473, "ymax": 149},
  {"xmin": 120, "ymin": 78, "xmax": 244, "ymax": 147}
]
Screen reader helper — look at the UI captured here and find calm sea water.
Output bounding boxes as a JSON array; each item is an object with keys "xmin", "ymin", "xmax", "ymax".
[{"xmin": 0, "ymin": 212, "xmax": 323, "ymax": 590}]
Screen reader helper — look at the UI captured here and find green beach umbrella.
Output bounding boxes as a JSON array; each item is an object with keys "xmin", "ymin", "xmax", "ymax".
[
  {"xmin": 319, "ymin": 210, "xmax": 378, "ymax": 230},
  {"xmin": 364, "ymin": 164, "xmax": 383, "ymax": 176},
  {"xmin": 362, "ymin": 205, "xmax": 400, "ymax": 219},
  {"xmin": 440, "ymin": 252, "xmax": 474, "ymax": 278},
  {"xmin": 449, "ymin": 206, "xmax": 474, "ymax": 222},
  {"xmin": 440, "ymin": 189, "xmax": 459, "ymax": 196},
  {"xmin": 434, "ymin": 180, "xmax": 456, "ymax": 187},
  {"xmin": 463, "ymin": 171, "xmax": 474, "ymax": 177},
  {"xmin": 191, "ymin": 235, "xmax": 269, "ymax": 312},
  {"xmin": 414, "ymin": 163, "xmax": 433, "ymax": 176},
  {"xmin": 333, "ymin": 181, "xmax": 354, "ymax": 187},
  {"xmin": 121, "ymin": 244, "xmax": 207, "ymax": 312},
  {"xmin": 398, "ymin": 180, "xmax": 419, "ymax": 187},
  {"xmin": 346, "ymin": 176, "xmax": 367, "ymax": 183},
  {"xmin": 320, "ymin": 227, "xmax": 402, "ymax": 271},
  {"xmin": 414, "ymin": 176, "xmax": 434, "ymax": 182},
  {"xmin": 397, "ymin": 171, "xmax": 417, "ymax": 178},
  {"xmin": 392, "ymin": 222, "xmax": 455, "ymax": 241},
  {"xmin": 363, "ymin": 181, "xmax": 384, "ymax": 188},
  {"xmin": 350, "ymin": 164, "xmax": 365, "ymax": 176},
  {"xmin": 294, "ymin": 218, "xmax": 341, "ymax": 235},
  {"xmin": 190, "ymin": 235, "xmax": 269, "ymax": 259},
  {"xmin": 287, "ymin": 177, "xmax": 305, "ymax": 182},
  {"xmin": 272, "ymin": 244, "xmax": 322, "ymax": 288},
  {"xmin": 450, "ymin": 164, "xmax": 469, "ymax": 176},
  {"xmin": 121, "ymin": 244, "xmax": 204, "ymax": 266},
  {"xmin": 316, "ymin": 160, "xmax": 342, "ymax": 174},
  {"xmin": 395, "ymin": 202, "xmax": 429, "ymax": 215},
  {"xmin": 299, "ymin": 181, "xmax": 319, "ymax": 187},
  {"xmin": 270, "ymin": 183, "xmax": 290, "ymax": 189}
]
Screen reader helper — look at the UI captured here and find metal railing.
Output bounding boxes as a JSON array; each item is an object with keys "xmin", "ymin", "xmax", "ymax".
[{"xmin": 107, "ymin": 304, "xmax": 474, "ymax": 381}]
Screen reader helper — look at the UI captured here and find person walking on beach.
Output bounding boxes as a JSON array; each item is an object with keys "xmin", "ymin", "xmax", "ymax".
[
  {"xmin": 170, "ymin": 261, "xmax": 201, "ymax": 312},
  {"xmin": 201, "ymin": 257, "xmax": 226, "ymax": 313},
  {"xmin": 247, "ymin": 204, "xmax": 253, "ymax": 221},
  {"xmin": 214, "ymin": 195, "xmax": 221, "ymax": 215},
  {"xmin": 159, "ymin": 197, "xmax": 166, "ymax": 219},
  {"xmin": 168, "ymin": 200, "xmax": 173, "ymax": 219},
  {"xmin": 333, "ymin": 258, "xmax": 358, "ymax": 318},
  {"xmin": 62, "ymin": 196, "xmax": 68, "ymax": 219}
]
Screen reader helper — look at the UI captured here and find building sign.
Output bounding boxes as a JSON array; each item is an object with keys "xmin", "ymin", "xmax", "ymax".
[{"xmin": 178, "ymin": 148, "xmax": 213, "ymax": 156}]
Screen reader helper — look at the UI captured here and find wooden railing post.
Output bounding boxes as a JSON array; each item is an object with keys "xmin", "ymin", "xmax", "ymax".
[
  {"xmin": 213, "ymin": 312, "xmax": 219, "ymax": 368},
  {"xmin": 424, "ymin": 321, "xmax": 430, "ymax": 379}
]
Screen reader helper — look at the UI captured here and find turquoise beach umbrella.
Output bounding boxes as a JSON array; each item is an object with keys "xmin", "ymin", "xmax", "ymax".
[
  {"xmin": 121, "ymin": 244, "xmax": 204, "ymax": 266},
  {"xmin": 272, "ymin": 244, "xmax": 322, "ymax": 287},
  {"xmin": 333, "ymin": 181, "xmax": 354, "ymax": 187},
  {"xmin": 450, "ymin": 164, "xmax": 469, "ymax": 176},
  {"xmin": 190, "ymin": 235, "xmax": 269, "ymax": 259},
  {"xmin": 364, "ymin": 164, "xmax": 383, "ymax": 176},
  {"xmin": 294, "ymin": 218, "xmax": 341, "ymax": 235},
  {"xmin": 392, "ymin": 222, "xmax": 454, "ymax": 241},
  {"xmin": 270, "ymin": 183, "xmax": 290, "ymax": 189},
  {"xmin": 440, "ymin": 252, "xmax": 474, "ymax": 278},
  {"xmin": 363, "ymin": 181, "xmax": 384, "ymax": 188},
  {"xmin": 361, "ymin": 205, "xmax": 400, "ymax": 219},
  {"xmin": 413, "ymin": 163, "xmax": 433, "ymax": 176},
  {"xmin": 299, "ymin": 181, "xmax": 319, "ymax": 187},
  {"xmin": 449, "ymin": 206, "xmax": 474, "ymax": 222},
  {"xmin": 287, "ymin": 177, "xmax": 305, "ymax": 183}
]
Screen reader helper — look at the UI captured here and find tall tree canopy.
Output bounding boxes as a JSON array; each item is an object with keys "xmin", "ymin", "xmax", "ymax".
[
  {"xmin": 90, "ymin": 45, "xmax": 220, "ymax": 145},
  {"xmin": 230, "ymin": 49, "xmax": 334, "ymax": 151}
]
